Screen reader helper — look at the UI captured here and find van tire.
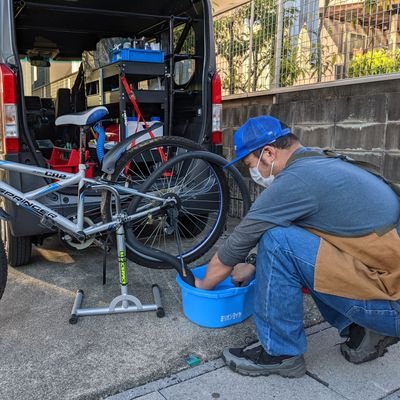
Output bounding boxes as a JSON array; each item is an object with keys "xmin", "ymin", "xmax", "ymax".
[
  {"xmin": 1, "ymin": 220, "xmax": 32, "ymax": 267},
  {"xmin": 0, "ymin": 239, "xmax": 7, "ymax": 300}
]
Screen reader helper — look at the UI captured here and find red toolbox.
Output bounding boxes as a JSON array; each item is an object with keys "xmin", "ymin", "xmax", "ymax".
[{"xmin": 48, "ymin": 147, "xmax": 95, "ymax": 178}]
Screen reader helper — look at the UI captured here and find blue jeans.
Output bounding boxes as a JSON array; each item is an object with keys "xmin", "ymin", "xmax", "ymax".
[{"xmin": 254, "ymin": 226, "xmax": 400, "ymax": 356}]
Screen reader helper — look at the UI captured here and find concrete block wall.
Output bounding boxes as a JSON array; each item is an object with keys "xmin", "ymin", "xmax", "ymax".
[{"xmin": 222, "ymin": 79, "xmax": 400, "ymax": 182}]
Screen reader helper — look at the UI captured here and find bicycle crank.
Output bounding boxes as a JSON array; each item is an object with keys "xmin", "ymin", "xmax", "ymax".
[{"xmin": 60, "ymin": 216, "xmax": 97, "ymax": 250}]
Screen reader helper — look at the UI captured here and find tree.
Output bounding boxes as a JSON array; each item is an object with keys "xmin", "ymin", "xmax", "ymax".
[
  {"xmin": 214, "ymin": 0, "xmax": 338, "ymax": 93},
  {"xmin": 214, "ymin": 0, "xmax": 311, "ymax": 93},
  {"xmin": 214, "ymin": 8, "xmax": 251, "ymax": 94},
  {"xmin": 214, "ymin": 0, "xmax": 278, "ymax": 94}
]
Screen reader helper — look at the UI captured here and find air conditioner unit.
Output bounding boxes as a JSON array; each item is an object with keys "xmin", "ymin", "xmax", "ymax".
[{"xmin": 346, "ymin": 32, "xmax": 367, "ymax": 59}]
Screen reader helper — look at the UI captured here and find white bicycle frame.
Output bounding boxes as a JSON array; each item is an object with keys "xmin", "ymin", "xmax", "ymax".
[
  {"xmin": 0, "ymin": 159, "xmax": 172, "ymax": 241},
  {"xmin": 0, "ymin": 157, "xmax": 175, "ymax": 322}
]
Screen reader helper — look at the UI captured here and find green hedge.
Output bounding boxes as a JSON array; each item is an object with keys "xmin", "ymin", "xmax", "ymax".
[{"xmin": 348, "ymin": 49, "xmax": 400, "ymax": 77}]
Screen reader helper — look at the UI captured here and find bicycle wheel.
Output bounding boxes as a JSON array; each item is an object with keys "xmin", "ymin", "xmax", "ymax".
[
  {"xmin": 102, "ymin": 136, "xmax": 229, "ymax": 268},
  {"xmin": 103, "ymin": 141, "xmax": 230, "ymax": 269},
  {"xmin": 0, "ymin": 238, "xmax": 8, "ymax": 300},
  {"xmin": 126, "ymin": 151, "xmax": 229, "ymax": 268},
  {"xmin": 102, "ymin": 136, "xmax": 208, "ymax": 243}
]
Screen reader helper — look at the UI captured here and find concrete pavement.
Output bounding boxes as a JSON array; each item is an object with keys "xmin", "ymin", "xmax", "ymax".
[
  {"xmin": 108, "ymin": 322, "xmax": 400, "ymax": 400},
  {"xmin": 0, "ymin": 227, "xmax": 322, "ymax": 400},
  {"xmin": 4, "ymin": 218, "xmax": 395, "ymax": 400}
]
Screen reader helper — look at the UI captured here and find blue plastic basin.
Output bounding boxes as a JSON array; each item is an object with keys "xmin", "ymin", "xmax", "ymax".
[{"xmin": 176, "ymin": 265, "xmax": 255, "ymax": 328}]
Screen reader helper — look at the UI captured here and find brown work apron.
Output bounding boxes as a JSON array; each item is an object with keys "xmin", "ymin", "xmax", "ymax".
[{"xmin": 308, "ymin": 228, "xmax": 400, "ymax": 300}]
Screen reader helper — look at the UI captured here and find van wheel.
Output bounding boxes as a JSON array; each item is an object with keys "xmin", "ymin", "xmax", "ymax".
[
  {"xmin": 1, "ymin": 220, "xmax": 32, "ymax": 267},
  {"xmin": 0, "ymin": 239, "xmax": 7, "ymax": 300}
]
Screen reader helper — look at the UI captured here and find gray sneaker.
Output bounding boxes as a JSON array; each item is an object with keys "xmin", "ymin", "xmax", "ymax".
[
  {"xmin": 340, "ymin": 324, "xmax": 400, "ymax": 364},
  {"xmin": 222, "ymin": 343, "xmax": 306, "ymax": 378}
]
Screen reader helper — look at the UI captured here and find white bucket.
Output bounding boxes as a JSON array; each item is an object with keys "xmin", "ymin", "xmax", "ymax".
[{"xmin": 127, "ymin": 117, "xmax": 163, "ymax": 144}]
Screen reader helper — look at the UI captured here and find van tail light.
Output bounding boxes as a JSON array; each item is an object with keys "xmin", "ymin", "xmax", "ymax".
[
  {"xmin": 211, "ymin": 72, "xmax": 222, "ymax": 145},
  {"xmin": 0, "ymin": 65, "xmax": 20, "ymax": 153}
]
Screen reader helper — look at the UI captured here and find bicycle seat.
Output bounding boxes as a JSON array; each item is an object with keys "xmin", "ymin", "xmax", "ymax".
[{"xmin": 55, "ymin": 106, "xmax": 108, "ymax": 127}]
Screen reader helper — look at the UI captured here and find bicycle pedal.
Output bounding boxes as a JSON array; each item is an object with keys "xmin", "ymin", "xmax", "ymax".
[{"xmin": 93, "ymin": 238, "xmax": 111, "ymax": 251}]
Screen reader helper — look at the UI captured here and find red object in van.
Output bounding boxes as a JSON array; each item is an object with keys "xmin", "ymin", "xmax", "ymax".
[
  {"xmin": 48, "ymin": 147, "xmax": 95, "ymax": 178},
  {"xmin": 105, "ymin": 123, "xmax": 120, "ymax": 142}
]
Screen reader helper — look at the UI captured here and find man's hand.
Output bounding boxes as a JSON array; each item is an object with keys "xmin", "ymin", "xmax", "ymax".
[
  {"xmin": 231, "ymin": 263, "xmax": 256, "ymax": 287},
  {"xmin": 194, "ymin": 253, "xmax": 233, "ymax": 291},
  {"xmin": 195, "ymin": 278, "xmax": 205, "ymax": 289}
]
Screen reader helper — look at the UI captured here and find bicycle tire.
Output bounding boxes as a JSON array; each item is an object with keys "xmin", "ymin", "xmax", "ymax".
[
  {"xmin": 126, "ymin": 150, "xmax": 229, "ymax": 268},
  {"xmin": 0, "ymin": 238, "xmax": 8, "ymax": 300},
  {"xmin": 101, "ymin": 136, "xmax": 208, "ymax": 246},
  {"xmin": 102, "ymin": 136, "xmax": 229, "ymax": 269},
  {"xmin": 188, "ymin": 152, "xmax": 252, "ymax": 217}
]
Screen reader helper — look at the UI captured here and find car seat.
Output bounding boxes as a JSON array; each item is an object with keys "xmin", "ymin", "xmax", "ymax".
[{"xmin": 55, "ymin": 88, "xmax": 74, "ymax": 145}]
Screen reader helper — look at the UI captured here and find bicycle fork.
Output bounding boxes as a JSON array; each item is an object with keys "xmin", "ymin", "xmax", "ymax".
[{"xmin": 69, "ymin": 223, "xmax": 164, "ymax": 324}]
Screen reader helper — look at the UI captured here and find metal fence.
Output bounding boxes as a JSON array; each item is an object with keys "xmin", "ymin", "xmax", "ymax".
[{"xmin": 214, "ymin": 0, "xmax": 400, "ymax": 96}]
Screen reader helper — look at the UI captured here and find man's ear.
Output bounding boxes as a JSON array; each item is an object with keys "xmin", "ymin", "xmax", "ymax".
[{"xmin": 263, "ymin": 145, "xmax": 277, "ymax": 160}]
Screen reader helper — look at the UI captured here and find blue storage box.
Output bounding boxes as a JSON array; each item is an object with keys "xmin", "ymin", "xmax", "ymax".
[
  {"xmin": 111, "ymin": 48, "xmax": 164, "ymax": 63},
  {"xmin": 176, "ymin": 265, "xmax": 255, "ymax": 328}
]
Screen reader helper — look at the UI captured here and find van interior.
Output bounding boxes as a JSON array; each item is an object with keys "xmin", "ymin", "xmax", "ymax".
[{"xmin": 13, "ymin": 0, "xmax": 213, "ymax": 176}]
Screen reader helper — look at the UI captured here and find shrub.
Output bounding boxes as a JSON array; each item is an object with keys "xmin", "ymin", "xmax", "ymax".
[{"xmin": 348, "ymin": 49, "xmax": 400, "ymax": 77}]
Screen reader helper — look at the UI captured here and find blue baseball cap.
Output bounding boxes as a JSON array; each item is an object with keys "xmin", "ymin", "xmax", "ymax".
[{"xmin": 225, "ymin": 116, "xmax": 291, "ymax": 167}]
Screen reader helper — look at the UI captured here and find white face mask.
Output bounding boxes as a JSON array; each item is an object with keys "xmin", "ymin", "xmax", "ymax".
[{"xmin": 249, "ymin": 150, "xmax": 275, "ymax": 188}]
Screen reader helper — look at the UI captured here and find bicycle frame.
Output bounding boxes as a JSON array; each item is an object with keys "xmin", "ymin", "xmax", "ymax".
[
  {"xmin": 0, "ymin": 140, "xmax": 250, "ymax": 321},
  {"xmin": 0, "ymin": 159, "xmax": 172, "ymax": 240}
]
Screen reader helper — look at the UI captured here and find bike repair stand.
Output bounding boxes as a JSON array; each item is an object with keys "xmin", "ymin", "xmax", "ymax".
[
  {"xmin": 69, "ymin": 224, "xmax": 164, "ymax": 324},
  {"xmin": 69, "ymin": 185, "xmax": 164, "ymax": 324}
]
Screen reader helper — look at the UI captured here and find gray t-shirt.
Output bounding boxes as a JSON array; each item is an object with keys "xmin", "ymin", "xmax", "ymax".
[{"xmin": 218, "ymin": 148, "xmax": 400, "ymax": 266}]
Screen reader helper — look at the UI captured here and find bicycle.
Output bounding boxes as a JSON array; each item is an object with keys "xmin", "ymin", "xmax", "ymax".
[{"xmin": 0, "ymin": 106, "xmax": 251, "ymax": 323}]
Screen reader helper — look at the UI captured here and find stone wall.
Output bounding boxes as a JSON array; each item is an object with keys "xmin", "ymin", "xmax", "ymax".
[{"xmin": 222, "ymin": 79, "xmax": 400, "ymax": 182}]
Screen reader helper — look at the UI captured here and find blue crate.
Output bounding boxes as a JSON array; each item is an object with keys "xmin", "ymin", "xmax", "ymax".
[
  {"xmin": 176, "ymin": 265, "xmax": 255, "ymax": 328},
  {"xmin": 111, "ymin": 48, "xmax": 164, "ymax": 63}
]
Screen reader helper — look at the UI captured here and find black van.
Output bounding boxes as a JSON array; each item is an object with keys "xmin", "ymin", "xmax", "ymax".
[{"xmin": 0, "ymin": 0, "xmax": 222, "ymax": 266}]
